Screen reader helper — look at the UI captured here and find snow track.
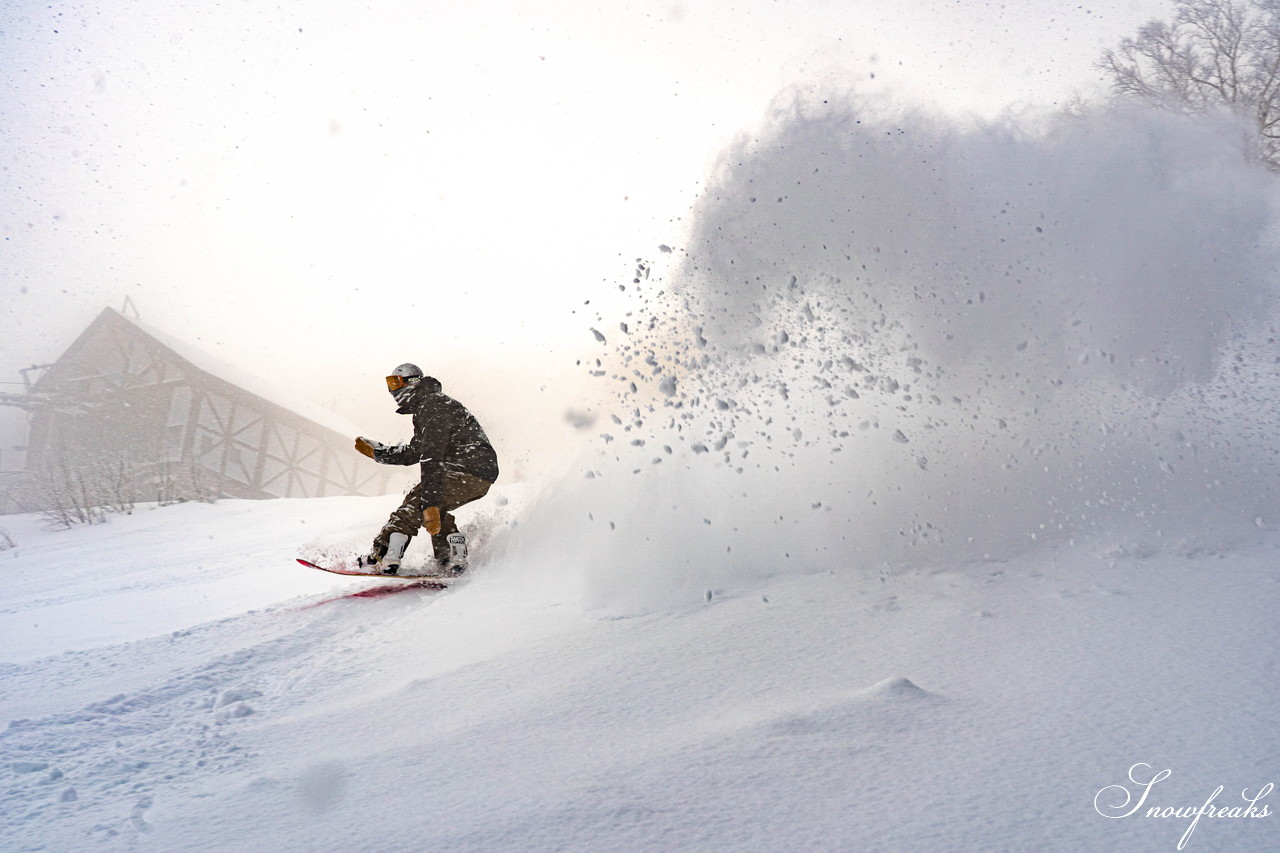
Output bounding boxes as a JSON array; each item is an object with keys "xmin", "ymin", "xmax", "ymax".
[
  {"xmin": 0, "ymin": 577, "xmax": 492, "ymax": 849},
  {"xmin": 4, "ymin": 608, "xmax": 318, "ymax": 845}
]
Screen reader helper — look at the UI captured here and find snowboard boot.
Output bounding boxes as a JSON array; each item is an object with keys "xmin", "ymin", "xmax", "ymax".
[
  {"xmin": 378, "ymin": 532, "xmax": 411, "ymax": 575},
  {"xmin": 433, "ymin": 531, "xmax": 468, "ymax": 575}
]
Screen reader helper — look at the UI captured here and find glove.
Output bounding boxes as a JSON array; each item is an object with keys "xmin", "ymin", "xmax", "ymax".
[
  {"xmin": 354, "ymin": 436, "xmax": 381, "ymax": 459},
  {"xmin": 422, "ymin": 506, "xmax": 442, "ymax": 536}
]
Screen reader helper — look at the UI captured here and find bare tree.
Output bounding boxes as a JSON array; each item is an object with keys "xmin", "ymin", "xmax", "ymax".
[
  {"xmin": 154, "ymin": 458, "xmax": 220, "ymax": 506},
  {"xmin": 1099, "ymin": 0, "xmax": 1280, "ymax": 168},
  {"xmin": 22, "ymin": 454, "xmax": 113, "ymax": 528}
]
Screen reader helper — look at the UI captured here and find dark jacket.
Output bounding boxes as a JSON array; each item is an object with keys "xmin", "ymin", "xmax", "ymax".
[{"xmin": 373, "ymin": 377, "xmax": 499, "ymax": 505}]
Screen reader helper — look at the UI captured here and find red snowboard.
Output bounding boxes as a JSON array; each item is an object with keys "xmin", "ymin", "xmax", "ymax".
[{"xmin": 297, "ymin": 558, "xmax": 461, "ymax": 585}]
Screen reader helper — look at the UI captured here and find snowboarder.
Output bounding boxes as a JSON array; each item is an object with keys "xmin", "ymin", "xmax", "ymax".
[{"xmin": 354, "ymin": 363, "xmax": 499, "ymax": 575}]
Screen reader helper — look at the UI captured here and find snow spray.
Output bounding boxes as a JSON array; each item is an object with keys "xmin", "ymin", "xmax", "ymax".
[{"xmin": 535, "ymin": 94, "xmax": 1280, "ymax": 614}]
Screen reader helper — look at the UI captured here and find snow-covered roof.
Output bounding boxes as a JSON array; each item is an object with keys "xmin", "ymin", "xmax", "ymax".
[{"xmin": 111, "ymin": 309, "xmax": 360, "ymax": 438}]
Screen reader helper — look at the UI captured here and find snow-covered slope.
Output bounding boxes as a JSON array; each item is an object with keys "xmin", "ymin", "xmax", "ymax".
[{"xmin": 1, "ymin": 495, "xmax": 1278, "ymax": 852}]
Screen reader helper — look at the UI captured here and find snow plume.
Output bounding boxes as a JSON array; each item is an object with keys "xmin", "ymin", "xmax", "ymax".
[{"xmin": 535, "ymin": 95, "xmax": 1280, "ymax": 615}]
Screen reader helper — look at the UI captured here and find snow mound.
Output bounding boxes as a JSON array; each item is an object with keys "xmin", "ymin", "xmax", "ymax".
[
  {"xmin": 851, "ymin": 676, "xmax": 938, "ymax": 704},
  {"xmin": 753, "ymin": 677, "xmax": 944, "ymax": 740}
]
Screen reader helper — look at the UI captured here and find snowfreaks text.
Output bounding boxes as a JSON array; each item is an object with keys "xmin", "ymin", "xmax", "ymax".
[{"xmin": 1094, "ymin": 763, "xmax": 1273, "ymax": 850}]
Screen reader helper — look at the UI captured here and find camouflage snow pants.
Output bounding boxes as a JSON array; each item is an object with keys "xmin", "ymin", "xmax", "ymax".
[{"xmin": 373, "ymin": 471, "xmax": 492, "ymax": 562}]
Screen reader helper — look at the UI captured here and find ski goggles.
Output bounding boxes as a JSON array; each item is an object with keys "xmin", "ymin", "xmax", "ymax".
[{"xmin": 385, "ymin": 374, "xmax": 420, "ymax": 392}]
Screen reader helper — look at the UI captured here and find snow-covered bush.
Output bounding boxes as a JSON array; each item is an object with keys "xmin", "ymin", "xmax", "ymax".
[
  {"xmin": 154, "ymin": 459, "xmax": 221, "ymax": 506},
  {"xmin": 20, "ymin": 453, "xmax": 136, "ymax": 529},
  {"xmin": 18, "ymin": 445, "xmax": 221, "ymax": 528}
]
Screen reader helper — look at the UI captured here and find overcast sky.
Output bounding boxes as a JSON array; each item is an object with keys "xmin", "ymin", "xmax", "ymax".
[{"xmin": 0, "ymin": 0, "xmax": 1171, "ymax": 454}]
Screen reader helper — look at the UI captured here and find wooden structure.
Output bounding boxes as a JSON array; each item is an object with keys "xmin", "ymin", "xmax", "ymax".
[{"xmin": 22, "ymin": 308, "xmax": 395, "ymax": 501}]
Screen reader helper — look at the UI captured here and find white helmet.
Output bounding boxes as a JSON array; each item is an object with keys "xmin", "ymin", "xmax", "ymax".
[{"xmin": 385, "ymin": 362, "xmax": 424, "ymax": 405}]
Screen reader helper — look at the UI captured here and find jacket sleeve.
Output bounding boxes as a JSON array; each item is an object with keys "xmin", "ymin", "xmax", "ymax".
[{"xmin": 372, "ymin": 440, "xmax": 422, "ymax": 466}]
